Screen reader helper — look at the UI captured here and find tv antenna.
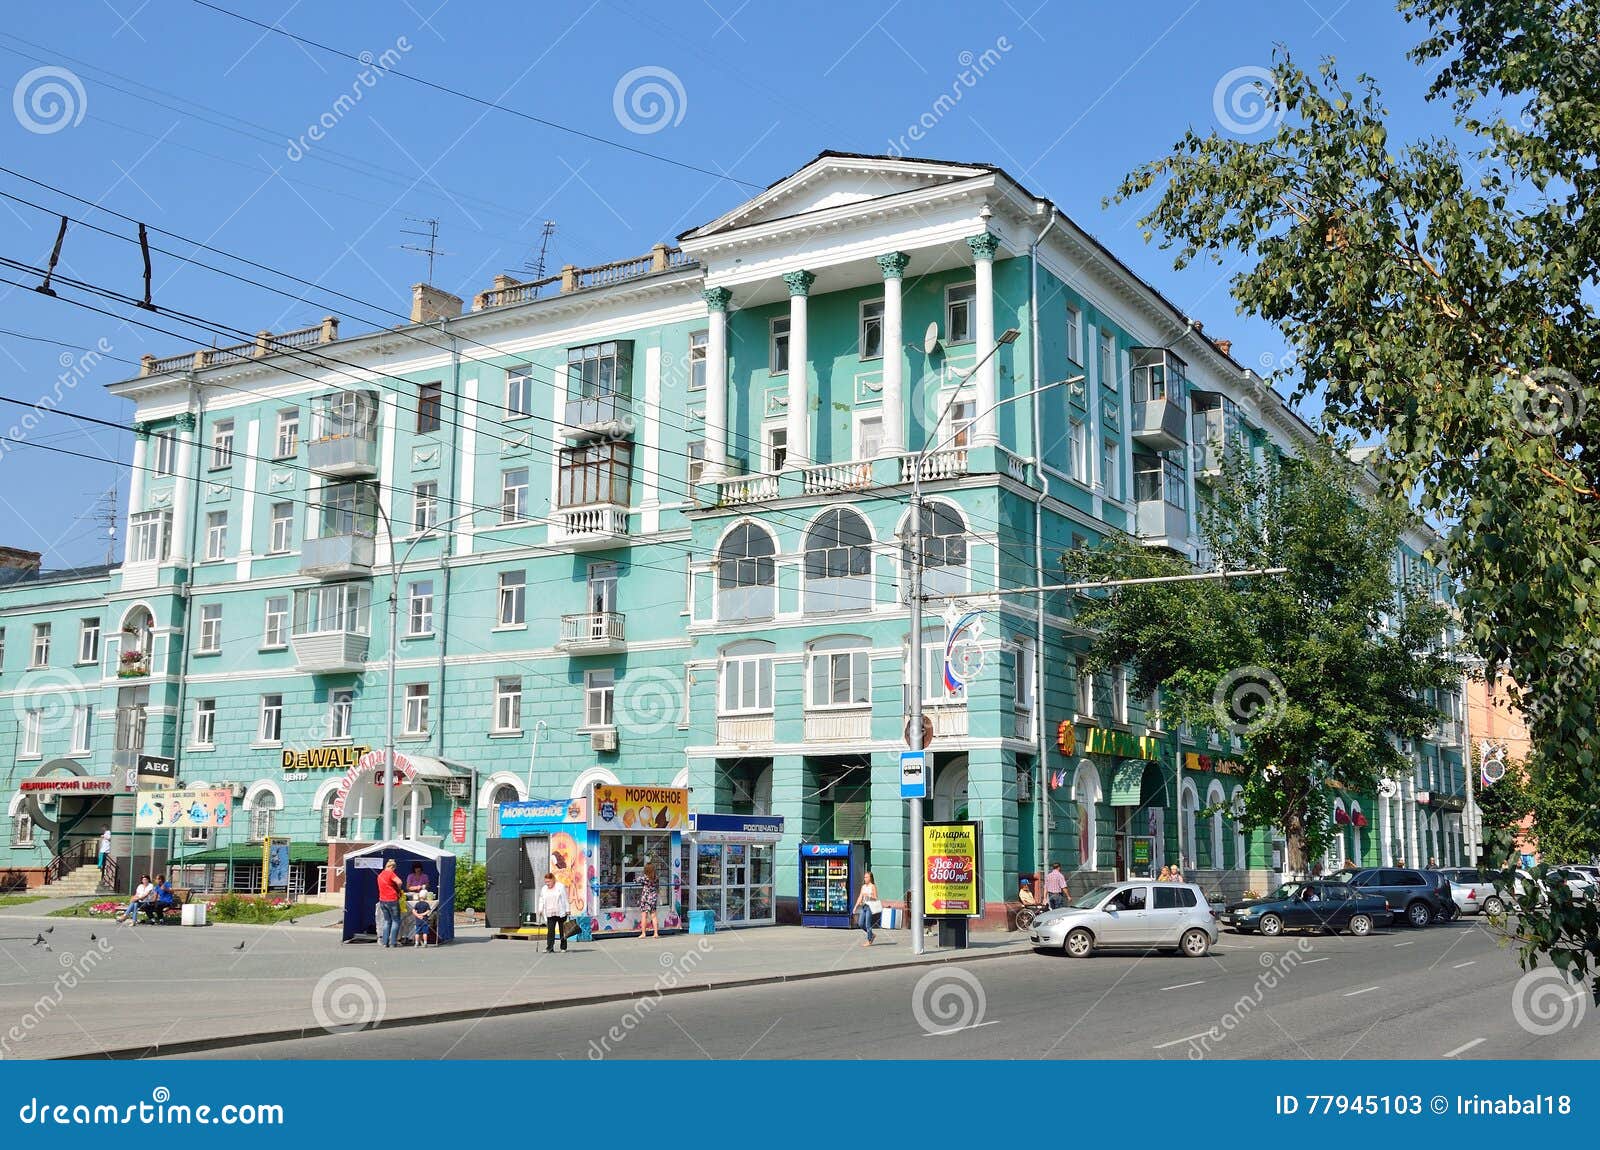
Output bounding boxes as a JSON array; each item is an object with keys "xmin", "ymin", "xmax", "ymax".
[
  {"xmin": 401, "ymin": 217, "xmax": 449, "ymax": 282},
  {"xmin": 522, "ymin": 220, "xmax": 557, "ymax": 286},
  {"xmin": 86, "ymin": 484, "xmax": 118, "ymax": 565}
]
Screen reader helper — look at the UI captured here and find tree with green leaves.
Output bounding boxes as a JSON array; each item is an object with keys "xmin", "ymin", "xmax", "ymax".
[
  {"xmin": 1111, "ymin": 0, "xmax": 1600, "ymax": 983},
  {"xmin": 1066, "ymin": 442, "xmax": 1456, "ymax": 874}
]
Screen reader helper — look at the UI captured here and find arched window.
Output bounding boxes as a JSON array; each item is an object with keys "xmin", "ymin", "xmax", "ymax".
[
  {"xmin": 246, "ymin": 784, "xmax": 281, "ymax": 843},
  {"xmin": 719, "ymin": 640, "xmax": 774, "ymax": 716},
  {"xmin": 487, "ymin": 782, "xmax": 520, "ymax": 839},
  {"xmin": 8, "ymin": 794, "xmax": 34, "ymax": 849},
  {"xmin": 919, "ymin": 503, "xmax": 969, "ymax": 597},
  {"xmin": 716, "ymin": 523, "xmax": 777, "ymax": 620},
  {"xmin": 1179, "ymin": 778, "xmax": 1199, "ymax": 871},
  {"xmin": 804, "ymin": 509, "xmax": 872, "ymax": 613},
  {"xmin": 1231, "ymin": 786, "xmax": 1247, "ymax": 870},
  {"xmin": 1072, "ymin": 759, "xmax": 1102, "ymax": 870},
  {"xmin": 934, "ymin": 758, "xmax": 970, "ymax": 822},
  {"xmin": 807, "ymin": 636, "xmax": 870, "ymax": 708},
  {"xmin": 1206, "ymin": 780, "xmax": 1226, "ymax": 870},
  {"xmin": 314, "ymin": 778, "xmax": 350, "ymax": 843}
]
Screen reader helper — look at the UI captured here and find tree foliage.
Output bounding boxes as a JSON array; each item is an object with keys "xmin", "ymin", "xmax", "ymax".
[
  {"xmin": 1110, "ymin": 0, "xmax": 1600, "ymax": 984},
  {"xmin": 1066, "ymin": 442, "xmax": 1455, "ymax": 873}
]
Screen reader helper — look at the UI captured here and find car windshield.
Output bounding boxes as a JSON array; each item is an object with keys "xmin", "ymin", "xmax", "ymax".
[
  {"xmin": 1269, "ymin": 883, "xmax": 1304, "ymax": 901},
  {"xmin": 1069, "ymin": 884, "xmax": 1120, "ymax": 910}
]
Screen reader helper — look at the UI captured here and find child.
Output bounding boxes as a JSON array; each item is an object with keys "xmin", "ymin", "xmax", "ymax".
[{"xmin": 411, "ymin": 892, "xmax": 432, "ymax": 948}]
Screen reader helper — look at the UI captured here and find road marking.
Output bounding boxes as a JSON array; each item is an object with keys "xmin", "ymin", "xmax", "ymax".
[
  {"xmin": 1393, "ymin": 941, "xmax": 1414, "ymax": 947},
  {"xmin": 1443, "ymin": 1037, "xmax": 1486, "ymax": 1058},
  {"xmin": 1300, "ymin": 957, "xmax": 1330, "ymax": 964},
  {"xmin": 1343, "ymin": 986, "xmax": 1381, "ymax": 997},
  {"xmin": 1153, "ymin": 1030, "xmax": 1217, "ymax": 1050},
  {"xmin": 923, "ymin": 1020, "xmax": 999, "ymax": 1038},
  {"xmin": 1161, "ymin": 980, "xmax": 1205, "ymax": 990},
  {"xmin": 1453, "ymin": 961, "xmax": 1476, "ymax": 969}
]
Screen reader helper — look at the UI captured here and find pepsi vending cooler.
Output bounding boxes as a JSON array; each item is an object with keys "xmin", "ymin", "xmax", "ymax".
[{"xmin": 798, "ymin": 842, "xmax": 868, "ymax": 928}]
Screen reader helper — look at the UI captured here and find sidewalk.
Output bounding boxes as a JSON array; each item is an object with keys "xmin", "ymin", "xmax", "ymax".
[{"xmin": 0, "ymin": 916, "xmax": 1029, "ymax": 1059}]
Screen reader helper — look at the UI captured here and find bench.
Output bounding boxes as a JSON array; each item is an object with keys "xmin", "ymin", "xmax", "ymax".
[{"xmin": 142, "ymin": 887, "xmax": 192, "ymax": 924}]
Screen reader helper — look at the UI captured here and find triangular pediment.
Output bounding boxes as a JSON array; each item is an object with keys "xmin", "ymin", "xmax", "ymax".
[{"xmin": 682, "ymin": 152, "xmax": 993, "ymax": 240}]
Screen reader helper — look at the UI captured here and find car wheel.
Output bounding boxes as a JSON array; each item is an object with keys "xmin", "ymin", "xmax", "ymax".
[
  {"xmin": 1348, "ymin": 913, "xmax": 1373, "ymax": 937},
  {"xmin": 1406, "ymin": 901, "xmax": 1432, "ymax": 928},
  {"xmin": 1258, "ymin": 913, "xmax": 1284, "ymax": 937},
  {"xmin": 1064, "ymin": 928, "xmax": 1094, "ymax": 958},
  {"xmin": 1180, "ymin": 928, "xmax": 1210, "ymax": 957},
  {"xmin": 1482, "ymin": 895, "xmax": 1505, "ymax": 917}
]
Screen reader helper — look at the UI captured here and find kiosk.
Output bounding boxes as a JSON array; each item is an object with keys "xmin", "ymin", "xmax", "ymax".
[
  {"xmin": 490, "ymin": 785, "xmax": 687, "ymax": 938},
  {"xmin": 683, "ymin": 813, "xmax": 784, "ymax": 927},
  {"xmin": 799, "ymin": 841, "xmax": 869, "ymax": 928},
  {"xmin": 341, "ymin": 839, "xmax": 456, "ymax": 944}
]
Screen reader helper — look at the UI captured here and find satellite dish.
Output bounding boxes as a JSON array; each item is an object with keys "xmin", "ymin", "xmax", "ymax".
[{"xmin": 923, "ymin": 321, "xmax": 941, "ymax": 356}]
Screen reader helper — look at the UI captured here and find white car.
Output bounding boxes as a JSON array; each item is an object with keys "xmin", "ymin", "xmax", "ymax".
[
  {"xmin": 1436, "ymin": 867, "xmax": 1508, "ymax": 916},
  {"xmin": 1030, "ymin": 880, "xmax": 1218, "ymax": 958}
]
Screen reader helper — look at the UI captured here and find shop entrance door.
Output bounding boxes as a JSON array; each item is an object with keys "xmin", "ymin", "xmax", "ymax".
[
  {"xmin": 1113, "ymin": 806, "xmax": 1135, "ymax": 880},
  {"xmin": 520, "ymin": 836, "xmax": 550, "ymax": 921}
]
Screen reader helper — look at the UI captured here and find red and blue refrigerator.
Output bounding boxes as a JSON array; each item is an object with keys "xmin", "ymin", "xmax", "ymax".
[{"xmin": 799, "ymin": 842, "xmax": 868, "ymax": 928}]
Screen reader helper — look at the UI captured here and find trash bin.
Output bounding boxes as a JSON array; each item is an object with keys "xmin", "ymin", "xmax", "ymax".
[
  {"xmin": 181, "ymin": 902, "xmax": 208, "ymax": 927},
  {"xmin": 937, "ymin": 917, "xmax": 968, "ymax": 949}
]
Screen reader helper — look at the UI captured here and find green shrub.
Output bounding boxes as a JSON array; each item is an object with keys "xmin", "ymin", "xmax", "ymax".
[{"xmin": 454, "ymin": 863, "xmax": 487, "ymax": 911}]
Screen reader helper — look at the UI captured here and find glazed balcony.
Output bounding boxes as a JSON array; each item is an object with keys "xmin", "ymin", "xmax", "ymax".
[
  {"xmin": 291, "ymin": 584, "xmax": 372, "ymax": 671},
  {"xmin": 1135, "ymin": 498, "xmax": 1189, "ymax": 543},
  {"xmin": 557, "ymin": 611, "xmax": 627, "ymax": 653},
  {"xmin": 1130, "ymin": 347, "xmax": 1191, "ymax": 453},
  {"xmin": 299, "ymin": 532, "xmax": 376, "ymax": 578},
  {"xmin": 563, "ymin": 393, "xmax": 633, "ymax": 440},
  {"xmin": 307, "ymin": 390, "xmax": 381, "ymax": 477}
]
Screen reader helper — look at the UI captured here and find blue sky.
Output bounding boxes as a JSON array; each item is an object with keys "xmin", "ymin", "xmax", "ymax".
[{"xmin": 0, "ymin": 0, "xmax": 1464, "ymax": 567}]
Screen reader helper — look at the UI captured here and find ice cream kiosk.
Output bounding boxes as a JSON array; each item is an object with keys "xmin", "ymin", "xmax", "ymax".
[{"xmin": 488, "ymin": 785, "xmax": 687, "ymax": 939}]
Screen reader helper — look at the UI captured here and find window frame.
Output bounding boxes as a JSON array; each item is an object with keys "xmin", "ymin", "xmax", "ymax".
[
  {"xmin": 806, "ymin": 638, "xmax": 871, "ymax": 710},
  {"xmin": 197, "ymin": 603, "xmax": 223, "ymax": 654},
  {"xmin": 209, "ymin": 419, "xmax": 235, "ymax": 470},
  {"xmin": 70, "ymin": 705, "xmax": 93, "ymax": 754},
  {"xmin": 764, "ymin": 423, "xmax": 788, "ymax": 473},
  {"xmin": 505, "ymin": 367, "xmax": 533, "ymax": 418},
  {"xmin": 1098, "ymin": 329, "xmax": 1118, "ymax": 392},
  {"xmin": 1069, "ymin": 417, "xmax": 1090, "ymax": 485},
  {"xmin": 21, "ymin": 709, "xmax": 42, "ymax": 757},
  {"xmin": 1102, "ymin": 438, "xmax": 1122, "ymax": 501},
  {"xmin": 259, "ymin": 694, "xmax": 284, "ymax": 745},
  {"xmin": 497, "ymin": 570, "xmax": 527, "ymax": 627},
  {"xmin": 584, "ymin": 669, "xmax": 616, "ymax": 730},
  {"xmin": 687, "ymin": 329, "xmax": 708, "ymax": 391},
  {"xmin": 128, "ymin": 510, "xmax": 172, "ymax": 563},
  {"xmin": 1065, "ymin": 305, "xmax": 1082, "ymax": 366},
  {"xmin": 327, "ymin": 689, "xmax": 354, "ymax": 742},
  {"xmin": 191, "ymin": 698, "xmax": 217, "ymax": 748},
  {"xmin": 417, "ymin": 381, "xmax": 444, "ymax": 433},
  {"xmin": 500, "ymin": 467, "xmax": 530, "ymax": 523},
  {"xmin": 31, "ymin": 623, "xmax": 51, "ymax": 668},
  {"xmin": 274, "ymin": 408, "xmax": 300, "ymax": 458},
  {"xmin": 152, "ymin": 430, "xmax": 177, "ymax": 476},
  {"xmin": 718, "ymin": 643, "xmax": 774, "ymax": 716},
  {"xmin": 268, "ymin": 502, "xmax": 294, "ymax": 554},
  {"xmin": 945, "ymin": 281, "xmax": 976, "ymax": 344},
  {"xmin": 769, "ymin": 316, "xmax": 791, "ymax": 375},
  {"xmin": 204, "ymin": 510, "xmax": 229, "ymax": 561},
  {"xmin": 859, "ymin": 298, "xmax": 885, "ymax": 361},
  {"xmin": 493, "ymin": 676, "xmax": 523, "ymax": 734},
  {"xmin": 262, "ymin": 596, "xmax": 290, "ymax": 649},
  {"xmin": 403, "ymin": 683, "xmax": 431, "ymax": 736},
  {"xmin": 407, "ymin": 580, "xmax": 435, "ymax": 637},
  {"xmin": 77, "ymin": 617, "xmax": 101, "ymax": 665},
  {"xmin": 412, "ymin": 481, "xmax": 439, "ymax": 534},
  {"xmin": 556, "ymin": 442, "xmax": 631, "ymax": 509}
]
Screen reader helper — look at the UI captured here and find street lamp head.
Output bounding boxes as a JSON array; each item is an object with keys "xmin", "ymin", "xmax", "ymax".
[{"xmin": 997, "ymin": 328, "xmax": 1021, "ymax": 345}]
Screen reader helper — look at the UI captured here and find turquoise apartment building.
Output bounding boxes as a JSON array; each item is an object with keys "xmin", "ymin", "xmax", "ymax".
[{"xmin": 0, "ymin": 153, "xmax": 1471, "ymax": 917}]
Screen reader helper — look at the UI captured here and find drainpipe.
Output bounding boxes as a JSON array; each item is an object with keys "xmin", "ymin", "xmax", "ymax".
[
  {"xmin": 1029, "ymin": 204, "xmax": 1059, "ymax": 889},
  {"xmin": 167, "ymin": 382, "xmax": 204, "ymax": 878},
  {"xmin": 434, "ymin": 320, "xmax": 461, "ymax": 846}
]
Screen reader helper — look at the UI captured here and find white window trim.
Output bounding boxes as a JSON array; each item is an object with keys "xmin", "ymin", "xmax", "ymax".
[
  {"xmin": 859, "ymin": 297, "xmax": 885, "ymax": 361},
  {"xmin": 190, "ymin": 699, "xmax": 217, "ymax": 749},
  {"xmin": 944, "ymin": 280, "xmax": 977, "ymax": 344},
  {"xmin": 768, "ymin": 315, "xmax": 790, "ymax": 376},
  {"xmin": 583, "ymin": 670, "xmax": 617, "ymax": 731},
  {"xmin": 258, "ymin": 695, "xmax": 284, "ymax": 746},
  {"xmin": 407, "ymin": 581, "xmax": 435, "ymax": 637},
  {"xmin": 77, "ymin": 618, "xmax": 101, "ymax": 665},
  {"xmin": 504, "ymin": 367, "xmax": 533, "ymax": 419},
  {"xmin": 492, "ymin": 677, "xmax": 523, "ymax": 735},
  {"xmin": 197, "ymin": 605, "xmax": 223, "ymax": 654},
  {"xmin": 403, "ymin": 683, "xmax": 431, "ymax": 737},
  {"xmin": 262, "ymin": 597, "xmax": 290, "ymax": 650},
  {"xmin": 718, "ymin": 650, "xmax": 774, "ymax": 716},
  {"xmin": 806, "ymin": 644, "xmax": 871, "ymax": 710},
  {"xmin": 762, "ymin": 420, "xmax": 788, "ymax": 474},
  {"xmin": 1065, "ymin": 304, "xmax": 1083, "ymax": 366}
]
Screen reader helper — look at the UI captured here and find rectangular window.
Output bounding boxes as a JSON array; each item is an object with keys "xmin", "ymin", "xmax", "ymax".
[
  {"xmin": 1075, "ymin": 656, "xmax": 1094, "ymax": 717},
  {"xmin": 946, "ymin": 283, "xmax": 976, "ymax": 344},
  {"xmin": 407, "ymin": 581, "xmax": 435, "ymax": 636},
  {"xmin": 587, "ymin": 563, "xmax": 618, "ymax": 614},
  {"xmin": 205, "ymin": 510, "xmax": 228, "ymax": 561},
  {"xmin": 192, "ymin": 699, "xmax": 216, "ymax": 748},
  {"xmin": 1113, "ymin": 665, "xmax": 1129, "ymax": 723},
  {"xmin": 765, "ymin": 425, "xmax": 788, "ymax": 472},
  {"xmin": 1069, "ymin": 418, "xmax": 1090, "ymax": 484},
  {"xmin": 567, "ymin": 341, "xmax": 633, "ymax": 399},
  {"xmin": 1065, "ymin": 305, "xmax": 1082, "ymax": 365},
  {"xmin": 720, "ymin": 652, "xmax": 774, "ymax": 715},
  {"xmin": 293, "ymin": 583, "xmax": 372, "ymax": 636},
  {"xmin": 210, "ymin": 419, "xmax": 235, "ymax": 469},
  {"xmin": 808, "ymin": 646, "xmax": 869, "ymax": 708},
  {"xmin": 1014, "ymin": 639, "xmax": 1036, "ymax": 710},
  {"xmin": 404, "ymin": 683, "xmax": 430, "ymax": 736},
  {"xmin": 585, "ymin": 669, "xmax": 616, "ymax": 729},
  {"xmin": 920, "ymin": 630, "xmax": 967, "ymax": 704},
  {"xmin": 22, "ymin": 709, "xmax": 41, "ymax": 756},
  {"xmin": 1134, "ymin": 452, "xmax": 1188, "ymax": 509},
  {"xmin": 71, "ymin": 706, "xmax": 92, "ymax": 754},
  {"xmin": 0, "ymin": 628, "xmax": 6, "ymax": 671},
  {"xmin": 152, "ymin": 431, "xmax": 177, "ymax": 476},
  {"xmin": 769, "ymin": 317, "xmax": 790, "ymax": 375},
  {"xmin": 128, "ymin": 511, "xmax": 172, "ymax": 563},
  {"xmin": 505, "ymin": 367, "xmax": 532, "ymax": 417},
  {"xmin": 31, "ymin": 623, "xmax": 50, "ymax": 668},
  {"xmin": 556, "ymin": 442, "xmax": 631, "ymax": 508},
  {"xmin": 78, "ymin": 618, "xmax": 100, "ymax": 665},
  {"xmin": 860, "ymin": 299, "xmax": 884, "ymax": 360},
  {"xmin": 686, "ymin": 440, "xmax": 706, "ymax": 487},
  {"xmin": 274, "ymin": 408, "xmax": 299, "ymax": 458},
  {"xmin": 946, "ymin": 397, "xmax": 976, "ymax": 449},
  {"xmin": 1102, "ymin": 439, "xmax": 1122, "ymax": 501},
  {"xmin": 1098, "ymin": 330, "xmax": 1117, "ymax": 391},
  {"xmin": 198, "ymin": 604, "xmax": 223, "ymax": 653},
  {"xmin": 855, "ymin": 415, "xmax": 883, "ymax": 462},
  {"xmin": 688, "ymin": 330, "xmax": 707, "ymax": 391},
  {"xmin": 328, "ymin": 689, "xmax": 354, "ymax": 741},
  {"xmin": 412, "ymin": 481, "xmax": 438, "ymax": 533},
  {"xmin": 494, "ymin": 677, "xmax": 522, "ymax": 733},
  {"xmin": 417, "ymin": 381, "xmax": 443, "ymax": 432},
  {"xmin": 498, "ymin": 570, "xmax": 526, "ymax": 626},
  {"xmin": 268, "ymin": 502, "xmax": 294, "ymax": 554},
  {"xmin": 501, "ymin": 468, "xmax": 530, "ymax": 522},
  {"xmin": 259, "ymin": 694, "xmax": 283, "ymax": 744},
  {"xmin": 262, "ymin": 596, "xmax": 289, "ymax": 648}
]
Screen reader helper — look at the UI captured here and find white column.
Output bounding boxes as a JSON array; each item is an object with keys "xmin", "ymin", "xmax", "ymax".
[
  {"xmin": 1380, "ymin": 795, "xmax": 1393, "ymax": 865},
  {"xmin": 126, "ymin": 425, "xmax": 149, "ymax": 541},
  {"xmin": 783, "ymin": 269, "xmax": 814, "ymax": 468},
  {"xmin": 641, "ymin": 346, "xmax": 662, "ymax": 532},
  {"xmin": 701, "ymin": 287, "xmax": 731, "ymax": 479},
  {"xmin": 1404, "ymin": 778, "xmax": 1421, "ymax": 865},
  {"xmin": 968, "ymin": 232, "xmax": 1001, "ymax": 446},
  {"xmin": 877, "ymin": 252, "xmax": 909, "ymax": 455},
  {"xmin": 169, "ymin": 413, "xmax": 196, "ymax": 562},
  {"xmin": 235, "ymin": 419, "xmax": 260, "ymax": 579},
  {"xmin": 457, "ymin": 376, "xmax": 478, "ymax": 556},
  {"xmin": 375, "ymin": 392, "xmax": 398, "ymax": 567}
]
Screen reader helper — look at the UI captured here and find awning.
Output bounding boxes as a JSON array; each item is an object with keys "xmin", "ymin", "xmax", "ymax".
[
  {"xmin": 1110, "ymin": 761, "xmax": 1145, "ymax": 805},
  {"xmin": 403, "ymin": 755, "xmax": 458, "ymax": 781},
  {"xmin": 173, "ymin": 842, "xmax": 328, "ymax": 865}
]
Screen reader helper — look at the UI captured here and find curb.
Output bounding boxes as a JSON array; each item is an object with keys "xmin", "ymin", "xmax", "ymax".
[{"xmin": 60, "ymin": 942, "xmax": 1033, "ymax": 1060}]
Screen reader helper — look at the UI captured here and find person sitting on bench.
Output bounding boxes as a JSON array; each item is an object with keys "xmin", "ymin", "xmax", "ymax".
[{"xmin": 144, "ymin": 874, "xmax": 177, "ymax": 923}]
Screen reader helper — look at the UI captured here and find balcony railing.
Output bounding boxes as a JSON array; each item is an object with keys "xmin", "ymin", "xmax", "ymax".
[
  {"xmin": 800, "ymin": 460, "xmax": 874, "ymax": 495},
  {"xmin": 139, "ymin": 319, "xmax": 340, "ymax": 376},
  {"xmin": 929, "ymin": 704, "xmax": 969, "ymax": 739},
  {"xmin": 563, "ymin": 394, "xmax": 633, "ymax": 437},
  {"xmin": 474, "ymin": 245, "xmax": 697, "ymax": 309},
  {"xmin": 803, "ymin": 709, "xmax": 871, "ymax": 743},
  {"xmin": 306, "ymin": 430, "xmax": 380, "ymax": 477},
  {"xmin": 290, "ymin": 630, "xmax": 370, "ymax": 674},
  {"xmin": 1131, "ymin": 397, "xmax": 1188, "ymax": 452},
  {"xmin": 711, "ymin": 474, "xmax": 780, "ymax": 506},
  {"xmin": 557, "ymin": 611, "xmax": 627, "ymax": 653},
  {"xmin": 549, "ymin": 505, "xmax": 629, "ymax": 549},
  {"xmin": 300, "ymin": 532, "xmax": 376, "ymax": 578},
  {"xmin": 901, "ymin": 448, "xmax": 969, "ymax": 483},
  {"xmin": 716, "ymin": 715, "xmax": 775, "ymax": 747}
]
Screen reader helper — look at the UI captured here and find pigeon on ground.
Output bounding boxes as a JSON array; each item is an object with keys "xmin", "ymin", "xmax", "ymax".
[
  {"xmin": 32, "ymin": 933, "xmax": 44, "ymax": 946},
  {"xmin": 232, "ymin": 941, "xmax": 246, "ymax": 951},
  {"xmin": 288, "ymin": 917, "xmax": 297, "ymax": 925},
  {"xmin": 43, "ymin": 926, "xmax": 53, "ymax": 934},
  {"xmin": 89, "ymin": 932, "xmax": 96, "ymax": 941}
]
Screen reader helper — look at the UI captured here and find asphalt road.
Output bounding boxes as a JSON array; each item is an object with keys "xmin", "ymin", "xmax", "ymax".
[{"xmin": 178, "ymin": 917, "xmax": 1600, "ymax": 1060}]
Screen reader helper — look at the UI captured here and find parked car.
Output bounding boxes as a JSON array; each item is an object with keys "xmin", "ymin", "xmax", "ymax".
[
  {"xmin": 1221, "ymin": 881, "xmax": 1392, "ymax": 936},
  {"xmin": 1419, "ymin": 870, "xmax": 1464, "ymax": 921},
  {"xmin": 1548, "ymin": 866, "xmax": 1598, "ymax": 898},
  {"xmin": 1029, "ymin": 880, "xmax": 1218, "ymax": 958},
  {"xmin": 1328, "ymin": 867, "xmax": 1443, "ymax": 927},
  {"xmin": 1436, "ymin": 867, "xmax": 1509, "ymax": 916}
]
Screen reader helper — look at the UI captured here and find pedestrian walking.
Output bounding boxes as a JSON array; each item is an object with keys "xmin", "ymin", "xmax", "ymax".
[
  {"xmin": 638, "ymin": 861, "xmax": 661, "ymax": 939},
  {"xmin": 97, "ymin": 828, "xmax": 112, "ymax": 870},
  {"xmin": 853, "ymin": 870, "xmax": 881, "ymax": 947},
  {"xmin": 538, "ymin": 872, "xmax": 570, "ymax": 953},
  {"xmin": 1044, "ymin": 861, "xmax": 1069, "ymax": 909},
  {"xmin": 375, "ymin": 858, "xmax": 404, "ymax": 948}
]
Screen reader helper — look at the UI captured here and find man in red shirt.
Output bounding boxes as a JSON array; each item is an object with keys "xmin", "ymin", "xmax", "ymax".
[{"xmin": 376, "ymin": 858, "xmax": 404, "ymax": 947}]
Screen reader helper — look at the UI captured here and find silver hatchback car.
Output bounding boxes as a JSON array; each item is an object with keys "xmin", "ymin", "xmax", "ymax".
[{"xmin": 1030, "ymin": 880, "xmax": 1219, "ymax": 958}]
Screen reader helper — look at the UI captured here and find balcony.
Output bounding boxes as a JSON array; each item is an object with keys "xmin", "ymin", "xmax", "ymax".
[
  {"xmin": 1192, "ymin": 401, "xmax": 1247, "ymax": 481},
  {"xmin": 1135, "ymin": 499, "xmax": 1189, "ymax": 544},
  {"xmin": 557, "ymin": 611, "xmax": 627, "ymax": 653},
  {"xmin": 290, "ymin": 630, "xmax": 370, "ymax": 674},
  {"xmin": 1429, "ymin": 718, "xmax": 1464, "ymax": 748},
  {"xmin": 1130, "ymin": 347, "xmax": 1191, "ymax": 453},
  {"xmin": 901, "ymin": 448, "xmax": 970, "ymax": 483},
  {"xmin": 306, "ymin": 430, "xmax": 379, "ymax": 477},
  {"xmin": 549, "ymin": 505, "xmax": 628, "ymax": 550},
  {"xmin": 929, "ymin": 704, "xmax": 969, "ymax": 740},
  {"xmin": 1131, "ymin": 397, "xmax": 1188, "ymax": 453},
  {"xmin": 563, "ymin": 394, "xmax": 633, "ymax": 439},
  {"xmin": 717, "ymin": 715, "xmax": 774, "ymax": 748},
  {"xmin": 711, "ymin": 474, "xmax": 780, "ymax": 507},
  {"xmin": 300, "ymin": 532, "xmax": 376, "ymax": 578},
  {"xmin": 800, "ymin": 461, "xmax": 873, "ymax": 495},
  {"xmin": 803, "ymin": 709, "xmax": 871, "ymax": 743}
]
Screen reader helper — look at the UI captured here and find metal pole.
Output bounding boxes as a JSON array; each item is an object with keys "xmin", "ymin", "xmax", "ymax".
[
  {"xmin": 907, "ymin": 475, "xmax": 926, "ymax": 955},
  {"xmin": 525, "ymin": 719, "xmax": 548, "ymax": 794},
  {"xmin": 384, "ymin": 534, "xmax": 398, "ymax": 842}
]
